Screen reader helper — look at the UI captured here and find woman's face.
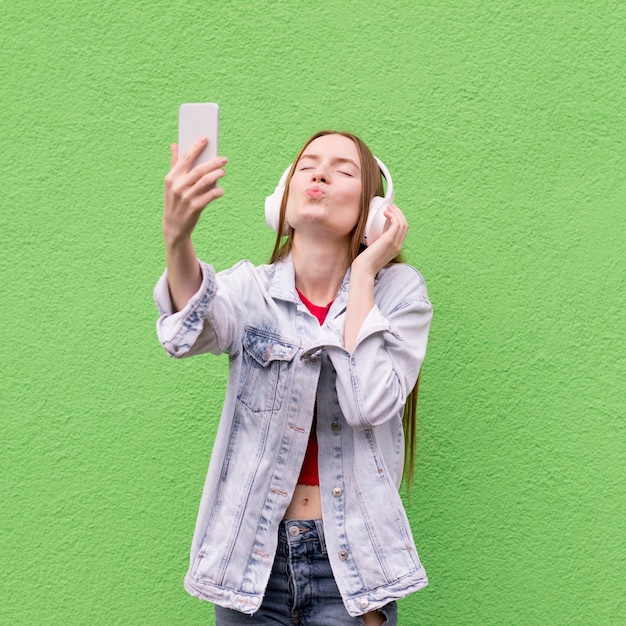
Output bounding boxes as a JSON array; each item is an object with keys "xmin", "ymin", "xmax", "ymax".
[{"xmin": 285, "ymin": 134, "xmax": 362, "ymax": 241}]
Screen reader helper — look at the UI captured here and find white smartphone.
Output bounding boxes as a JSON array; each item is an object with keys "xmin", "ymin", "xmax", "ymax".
[{"xmin": 178, "ymin": 103, "xmax": 219, "ymax": 169}]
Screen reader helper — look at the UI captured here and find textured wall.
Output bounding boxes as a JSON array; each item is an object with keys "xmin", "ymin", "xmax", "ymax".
[{"xmin": 2, "ymin": 1, "xmax": 625, "ymax": 624}]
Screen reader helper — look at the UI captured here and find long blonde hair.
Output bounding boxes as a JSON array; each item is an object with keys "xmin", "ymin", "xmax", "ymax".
[{"xmin": 270, "ymin": 130, "xmax": 421, "ymax": 490}]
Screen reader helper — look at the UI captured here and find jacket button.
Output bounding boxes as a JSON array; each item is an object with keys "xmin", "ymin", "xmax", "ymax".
[
  {"xmin": 359, "ymin": 598, "xmax": 369, "ymax": 609},
  {"xmin": 331, "ymin": 421, "xmax": 342, "ymax": 432},
  {"xmin": 338, "ymin": 550, "xmax": 349, "ymax": 560},
  {"xmin": 332, "ymin": 487, "xmax": 343, "ymax": 498}
]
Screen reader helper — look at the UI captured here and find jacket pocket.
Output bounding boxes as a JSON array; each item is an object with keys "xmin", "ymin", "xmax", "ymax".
[{"xmin": 237, "ymin": 327, "xmax": 298, "ymax": 413}]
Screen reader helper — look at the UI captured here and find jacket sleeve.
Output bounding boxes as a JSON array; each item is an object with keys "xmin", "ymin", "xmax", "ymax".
[
  {"xmin": 324, "ymin": 264, "xmax": 433, "ymax": 431},
  {"xmin": 153, "ymin": 261, "xmax": 242, "ymax": 358}
]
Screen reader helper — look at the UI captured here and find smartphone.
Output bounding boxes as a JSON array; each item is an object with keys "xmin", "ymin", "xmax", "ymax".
[{"xmin": 178, "ymin": 103, "xmax": 219, "ymax": 169}]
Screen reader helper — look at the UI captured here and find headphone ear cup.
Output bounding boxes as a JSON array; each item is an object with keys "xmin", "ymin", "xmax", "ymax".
[
  {"xmin": 265, "ymin": 166, "xmax": 292, "ymax": 235},
  {"xmin": 361, "ymin": 196, "xmax": 391, "ymax": 246},
  {"xmin": 264, "ymin": 189, "xmax": 283, "ymax": 233},
  {"xmin": 361, "ymin": 156, "xmax": 394, "ymax": 247}
]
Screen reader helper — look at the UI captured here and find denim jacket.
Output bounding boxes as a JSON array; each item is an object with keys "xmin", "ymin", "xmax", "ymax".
[{"xmin": 153, "ymin": 255, "xmax": 433, "ymax": 617}]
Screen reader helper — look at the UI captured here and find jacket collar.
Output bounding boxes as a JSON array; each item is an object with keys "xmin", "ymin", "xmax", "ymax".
[{"xmin": 268, "ymin": 254, "xmax": 351, "ymax": 306}]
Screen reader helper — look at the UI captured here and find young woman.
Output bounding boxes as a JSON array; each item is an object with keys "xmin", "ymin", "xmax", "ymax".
[{"xmin": 155, "ymin": 130, "xmax": 433, "ymax": 625}]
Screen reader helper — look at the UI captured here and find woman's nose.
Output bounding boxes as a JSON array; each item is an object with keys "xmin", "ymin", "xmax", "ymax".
[{"xmin": 311, "ymin": 166, "xmax": 328, "ymax": 183}]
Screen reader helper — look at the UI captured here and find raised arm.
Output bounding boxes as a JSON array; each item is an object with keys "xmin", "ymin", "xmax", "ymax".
[
  {"xmin": 329, "ymin": 204, "xmax": 432, "ymax": 431},
  {"xmin": 162, "ymin": 137, "xmax": 227, "ymax": 311},
  {"xmin": 344, "ymin": 204, "xmax": 408, "ymax": 352}
]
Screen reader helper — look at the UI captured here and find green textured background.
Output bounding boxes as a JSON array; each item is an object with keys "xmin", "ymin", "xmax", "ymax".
[{"xmin": 2, "ymin": 1, "xmax": 625, "ymax": 624}]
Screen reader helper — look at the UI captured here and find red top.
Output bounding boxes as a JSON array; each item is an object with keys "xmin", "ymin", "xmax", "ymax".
[{"xmin": 296, "ymin": 289, "xmax": 333, "ymax": 486}]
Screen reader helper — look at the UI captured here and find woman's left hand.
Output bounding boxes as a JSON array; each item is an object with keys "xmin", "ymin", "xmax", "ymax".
[{"xmin": 352, "ymin": 204, "xmax": 409, "ymax": 278}]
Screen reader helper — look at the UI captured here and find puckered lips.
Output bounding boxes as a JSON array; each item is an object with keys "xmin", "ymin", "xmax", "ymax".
[{"xmin": 305, "ymin": 185, "xmax": 325, "ymax": 200}]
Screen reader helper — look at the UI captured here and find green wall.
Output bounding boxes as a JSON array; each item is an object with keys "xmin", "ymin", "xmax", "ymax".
[{"xmin": 2, "ymin": 1, "xmax": 625, "ymax": 624}]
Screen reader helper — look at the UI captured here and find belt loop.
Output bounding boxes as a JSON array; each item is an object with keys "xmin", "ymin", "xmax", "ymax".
[{"xmin": 314, "ymin": 519, "xmax": 327, "ymax": 555}]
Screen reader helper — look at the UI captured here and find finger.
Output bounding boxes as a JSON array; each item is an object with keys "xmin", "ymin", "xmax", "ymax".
[
  {"xmin": 174, "ymin": 136, "xmax": 209, "ymax": 174},
  {"xmin": 170, "ymin": 143, "xmax": 179, "ymax": 168},
  {"xmin": 385, "ymin": 204, "xmax": 407, "ymax": 224},
  {"xmin": 192, "ymin": 185, "xmax": 225, "ymax": 211},
  {"xmin": 191, "ymin": 166, "xmax": 227, "ymax": 193},
  {"xmin": 186, "ymin": 156, "xmax": 228, "ymax": 187},
  {"xmin": 381, "ymin": 207, "xmax": 408, "ymax": 250},
  {"xmin": 385, "ymin": 205, "xmax": 408, "ymax": 236},
  {"xmin": 383, "ymin": 206, "xmax": 403, "ymax": 231}
]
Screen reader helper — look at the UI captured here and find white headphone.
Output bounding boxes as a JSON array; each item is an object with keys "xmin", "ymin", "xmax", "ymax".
[{"xmin": 264, "ymin": 157, "xmax": 394, "ymax": 246}]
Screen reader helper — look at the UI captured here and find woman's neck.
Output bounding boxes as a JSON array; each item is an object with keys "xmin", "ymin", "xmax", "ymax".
[{"xmin": 291, "ymin": 234, "xmax": 350, "ymax": 306}]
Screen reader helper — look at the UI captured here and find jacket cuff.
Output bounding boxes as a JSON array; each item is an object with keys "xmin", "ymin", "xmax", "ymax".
[
  {"xmin": 353, "ymin": 305, "xmax": 394, "ymax": 348},
  {"xmin": 153, "ymin": 261, "xmax": 216, "ymax": 356},
  {"xmin": 299, "ymin": 305, "xmax": 391, "ymax": 361}
]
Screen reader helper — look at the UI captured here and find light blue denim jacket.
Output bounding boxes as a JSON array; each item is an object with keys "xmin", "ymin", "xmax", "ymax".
[{"xmin": 153, "ymin": 255, "xmax": 432, "ymax": 617}]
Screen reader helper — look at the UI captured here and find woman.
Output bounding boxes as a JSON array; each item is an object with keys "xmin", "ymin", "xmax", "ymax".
[{"xmin": 155, "ymin": 130, "xmax": 433, "ymax": 625}]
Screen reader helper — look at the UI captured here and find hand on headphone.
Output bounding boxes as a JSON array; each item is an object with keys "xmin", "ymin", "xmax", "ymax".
[
  {"xmin": 351, "ymin": 204, "xmax": 408, "ymax": 278},
  {"xmin": 163, "ymin": 137, "xmax": 227, "ymax": 247}
]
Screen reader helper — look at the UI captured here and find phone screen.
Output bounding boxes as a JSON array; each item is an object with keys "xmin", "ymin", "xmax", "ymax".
[{"xmin": 178, "ymin": 103, "xmax": 219, "ymax": 169}]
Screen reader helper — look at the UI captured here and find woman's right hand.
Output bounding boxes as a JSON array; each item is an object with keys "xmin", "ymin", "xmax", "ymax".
[{"xmin": 162, "ymin": 136, "xmax": 227, "ymax": 247}]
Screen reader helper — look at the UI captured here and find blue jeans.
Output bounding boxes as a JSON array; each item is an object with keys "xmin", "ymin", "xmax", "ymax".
[{"xmin": 214, "ymin": 519, "xmax": 397, "ymax": 625}]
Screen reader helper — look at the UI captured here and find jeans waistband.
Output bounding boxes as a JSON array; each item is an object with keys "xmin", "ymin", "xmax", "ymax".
[{"xmin": 281, "ymin": 518, "xmax": 327, "ymax": 553}]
